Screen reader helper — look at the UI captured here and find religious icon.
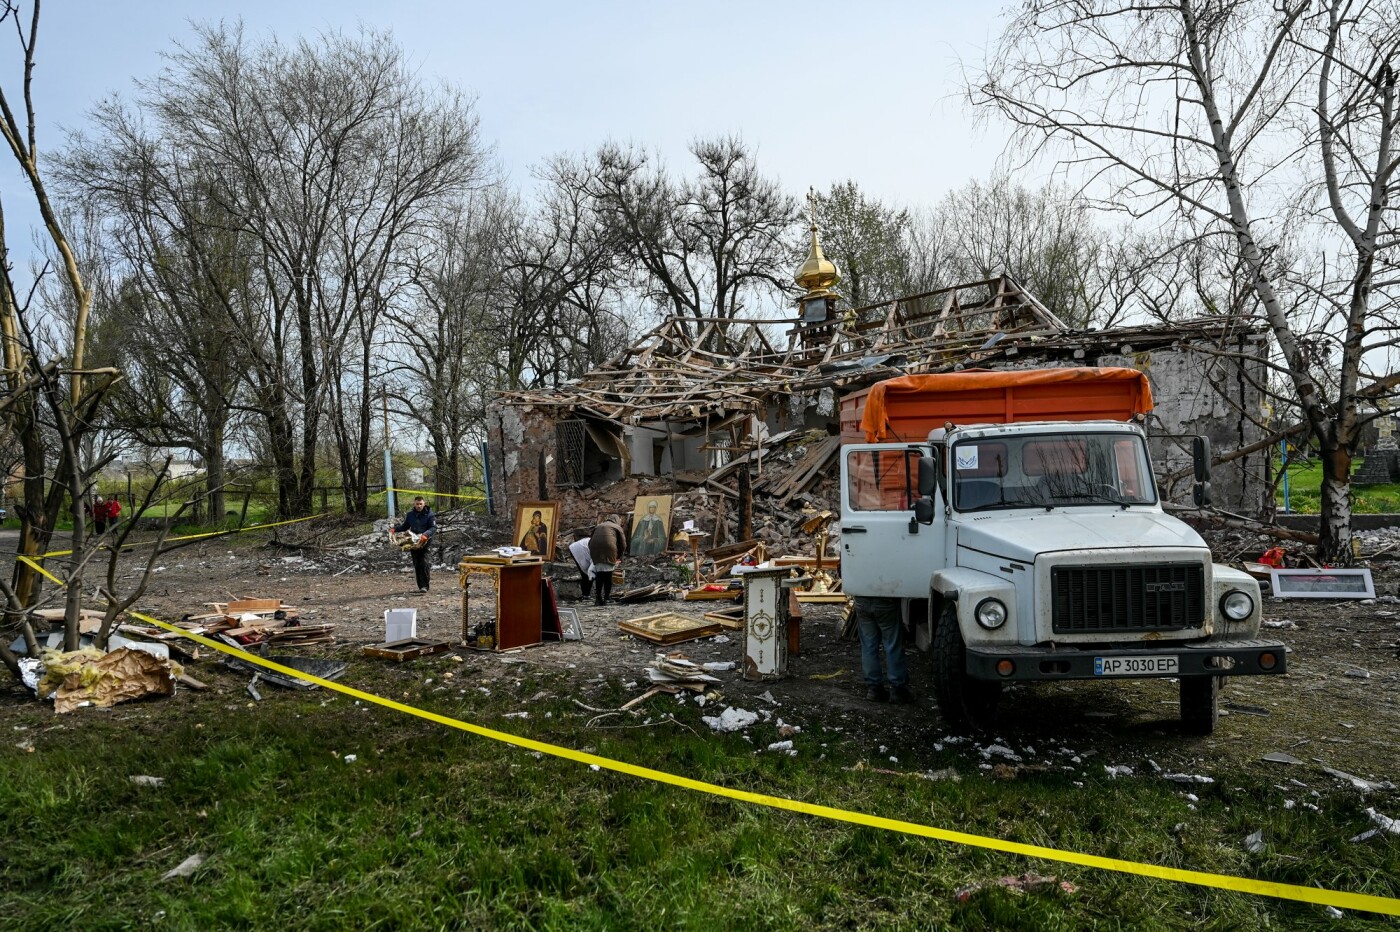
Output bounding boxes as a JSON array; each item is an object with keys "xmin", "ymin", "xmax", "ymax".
[
  {"xmin": 512, "ymin": 501, "xmax": 558, "ymax": 560},
  {"xmin": 628, "ymin": 495, "xmax": 672, "ymax": 557}
]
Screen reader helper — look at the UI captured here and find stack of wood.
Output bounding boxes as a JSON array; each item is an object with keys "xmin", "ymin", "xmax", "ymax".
[
  {"xmin": 753, "ymin": 435, "xmax": 840, "ymax": 506},
  {"xmin": 123, "ymin": 597, "xmax": 335, "ymax": 650}
]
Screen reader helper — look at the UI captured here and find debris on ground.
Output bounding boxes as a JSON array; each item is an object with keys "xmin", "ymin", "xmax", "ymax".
[
  {"xmin": 1245, "ymin": 830, "xmax": 1266, "ymax": 853},
  {"xmin": 644, "ymin": 653, "xmax": 723, "ymax": 691},
  {"xmin": 1321, "ymin": 766, "xmax": 1394, "ymax": 793},
  {"xmin": 122, "ymin": 596, "xmax": 335, "ymax": 649},
  {"xmin": 1349, "ymin": 808, "xmax": 1400, "ymax": 842},
  {"xmin": 618, "ymin": 612, "xmax": 724, "ymax": 645},
  {"xmin": 161, "ymin": 853, "xmax": 207, "ymax": 881},
  {"xmin": 361, "ymin": 638, "xmax": 451, "ymax": 662},
  {"xmin": 845, "ymin": 760, "xmax": 964, "ymax": 783},
  {"xmin": 221, "ymin": 655, "xmax": 348, "ymax": 690},
  {"xmin": 954, "ymin": 872, "xmax": 1077, "ymax": 902},
  {"xmin": 34, "ymin": 646, "xmax": 183, "ymax": 715},
  {"xmin": 702, "ymin": 706, "xmax": 759, "ymax": 733},
  {"xmin": 1163, "ymin": 773, "xmax": 1215, "ymax": 785}
]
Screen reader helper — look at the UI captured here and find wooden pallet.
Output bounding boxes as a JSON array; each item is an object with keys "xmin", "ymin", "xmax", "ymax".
[{"xmin": 362, "ymin": 638, "xmax": 451, "ymax": 662}]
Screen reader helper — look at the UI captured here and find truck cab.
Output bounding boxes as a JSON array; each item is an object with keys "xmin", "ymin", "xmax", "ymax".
[{"xmin": 839, "ymin": 369, "xmax": 1286, "ymax": 733}]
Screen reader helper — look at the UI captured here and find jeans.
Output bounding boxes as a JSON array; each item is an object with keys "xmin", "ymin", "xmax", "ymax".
[
  {"xmin": 855, "ymin": 596, "xmax": 907, "ymax": 689},
  {"xmin": 410, "ymin": 548, "xmax": 430, "ymax": 590}
]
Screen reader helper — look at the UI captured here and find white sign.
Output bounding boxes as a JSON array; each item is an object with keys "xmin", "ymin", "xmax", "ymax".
[{"xmin": 955, "ymin": 447, "xmax": 980, "ymax": 471}]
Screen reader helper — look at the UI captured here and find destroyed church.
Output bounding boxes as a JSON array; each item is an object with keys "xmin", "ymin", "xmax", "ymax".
[{"xmin": 487, "ymin": 216, "xmax": 1271, "ymax": 548}]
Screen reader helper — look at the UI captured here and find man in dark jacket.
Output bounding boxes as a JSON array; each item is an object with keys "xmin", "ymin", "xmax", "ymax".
[
  {"xmin": 392, "ymin": 496, "xmax": 436, "ymax": 592},
  {"xmin": 587, "ymin": 513, "xmax": 626, "ymax": 605}
]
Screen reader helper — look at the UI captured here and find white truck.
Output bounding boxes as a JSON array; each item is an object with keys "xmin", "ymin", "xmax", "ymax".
[{"xmin": 838, "ymin": 368, "xmax": 1286, "ymax": 734}]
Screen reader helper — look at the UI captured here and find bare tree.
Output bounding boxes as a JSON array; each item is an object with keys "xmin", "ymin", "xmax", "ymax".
[
  {"xmin": 577, "ymin": 136, "xmax": 799, "ymax": 342},
  {"xmin": 0, "ymin": 1, "xmax": 185, "ymax": 678},
  {"xmin": 65, "ymin": 23, "xmax": 487, "ymax": 517},
  {"xmin": 973, "ymin": 0, "xmax": 1400, "ymax": 561},
  {"xmin": 391, "ymin": 194, "xmax": 513, "ymax": 500},
  {"xmin": 54, "ymin": 146, "xmax": 253, "ymax": 523}
]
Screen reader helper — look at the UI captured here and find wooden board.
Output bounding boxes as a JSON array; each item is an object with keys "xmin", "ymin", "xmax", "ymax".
[
  {"xmin": 796, "ymin": 593, "xmax": 851, "ymax": 604},
  {"xmin": 703, "ymin": 606, "xmax": 745, "ymax": 630},
  {"xmin": 683, "ymin": 587, "xmax": 742, "ymax": 602},
  {"xmin": 227, "ymin": 598, "xmax": 283, "ymax": 613},
  {"xmin": 362, "ymin": 638, "xmax": 451, "ymax": 662},
  {"xmin": 618, "ymin": 612, "xmax": 724, "ymax": 645},
  {"xmin": 540, "ymin": 578, "xmax": 563, "ymax": 641},
  {"xmin": 460, "ymin": 553, "xmax": 545, "ymax": 565}
]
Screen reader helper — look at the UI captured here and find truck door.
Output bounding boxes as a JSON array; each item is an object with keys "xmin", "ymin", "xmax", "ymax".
[{"xmin": 839, "ymin": 443, "xmax": 943, "ymax": 599}]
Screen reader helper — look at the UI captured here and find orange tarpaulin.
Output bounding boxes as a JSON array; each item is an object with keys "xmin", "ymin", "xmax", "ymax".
[{"xmin": 852, "ymin": 368, "xmax": 1154, "ymax": 443}]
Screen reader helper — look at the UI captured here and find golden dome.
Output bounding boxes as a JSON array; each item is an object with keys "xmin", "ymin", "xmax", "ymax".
[{"xmin": 795, "ymin": 188, "xmax": 840, "ymax": 294}]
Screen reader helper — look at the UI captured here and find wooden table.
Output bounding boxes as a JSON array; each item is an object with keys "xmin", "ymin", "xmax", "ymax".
[{"xmin": 457, "ymin": 557, "xmax": 544, "ymax": 650}]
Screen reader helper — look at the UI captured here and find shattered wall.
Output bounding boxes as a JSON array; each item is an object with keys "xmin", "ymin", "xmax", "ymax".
[{"xmin": 1097, "ymin": 334, "xmax": 1269, "ymax": 516}]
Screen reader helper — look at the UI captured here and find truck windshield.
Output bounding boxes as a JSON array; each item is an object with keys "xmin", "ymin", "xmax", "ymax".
[{"xmin": 951, "ymin": 432, "xmax": 1156, "ymax": 511}]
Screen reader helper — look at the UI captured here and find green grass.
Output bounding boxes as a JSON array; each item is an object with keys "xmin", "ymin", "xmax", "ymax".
[
  {"xmin": 2, "ymin": 665, "xmax": 1396, "ymax": 930},
  {"xmin": 1277, "ymin": 458, "xmax": 1400, "ymax": 513}
]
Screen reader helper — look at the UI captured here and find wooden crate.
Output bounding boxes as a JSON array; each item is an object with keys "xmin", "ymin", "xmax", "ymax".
[{"xmin": 362, "ymin": 638, "xmax": 451, "ymax": 662}]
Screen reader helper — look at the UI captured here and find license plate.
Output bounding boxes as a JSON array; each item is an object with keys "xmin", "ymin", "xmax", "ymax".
[{"xmin": 1094, "ymin": 655, "xmax": 1179, "ymax": 676}]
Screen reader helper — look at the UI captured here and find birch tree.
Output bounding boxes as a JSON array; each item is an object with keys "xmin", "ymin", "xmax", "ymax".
[{"xmin": 973, "ymin": 0, "xmax": 1400, "ymax": 561}]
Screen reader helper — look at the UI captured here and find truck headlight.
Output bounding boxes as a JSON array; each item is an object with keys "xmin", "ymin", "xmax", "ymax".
[
  {"xmin": 1220, "ymin": 590, "xmax": 1254, "ymax": 621},
  {"xmin": 975, "ymin": 598, "xmax": 1008, "ymax": 630}
]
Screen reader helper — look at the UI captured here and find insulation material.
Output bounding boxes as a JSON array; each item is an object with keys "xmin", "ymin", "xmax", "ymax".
[{"xmin": 45, "ymin": 647, "xmax": 180, "ymax": 714}]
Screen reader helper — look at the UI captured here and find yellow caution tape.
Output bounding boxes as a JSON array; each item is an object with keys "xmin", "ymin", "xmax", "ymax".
[
  {"xmin": 16, "ymin": 554, "xmax": 64, "ymax": 585},
  {"xmin": 38, "ymin": 513, "xmax": 329, "ymax": 559},
  {"xmin": 129, "ymin": 609, "xmax": 1400, "ymax": 917},
  {"xmin": 387, "ymin": 487, "xmax": 487, "ymax": 502}
]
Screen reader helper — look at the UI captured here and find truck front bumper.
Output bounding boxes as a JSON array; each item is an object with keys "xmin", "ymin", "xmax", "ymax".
[{"xmin": 965, "ymin": 637, "xmax": 1287, "ymax": 681}]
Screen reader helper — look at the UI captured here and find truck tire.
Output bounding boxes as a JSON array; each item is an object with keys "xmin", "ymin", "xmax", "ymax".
[
  {"xmin": 1179, "ymin": 676, "xmax": 1219, "ymax": 735},
  {"xmin": 932, "ymin": 603, "xmax": 1000, "ymax": 730}
]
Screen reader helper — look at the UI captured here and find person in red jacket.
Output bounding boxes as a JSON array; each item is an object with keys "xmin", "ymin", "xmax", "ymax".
[
  {"xmin": 92, "ymin": 496, "xmax": 122, "ymax": 534},
  {"xmin": 103, "ymin": 496, "xmax": 121, "ymax": 528}
]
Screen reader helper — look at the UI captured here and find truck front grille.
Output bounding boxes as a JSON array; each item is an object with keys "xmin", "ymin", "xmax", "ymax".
[{"xmin": 1051, "ymin": 563, "xmax": 1204, "ymax": 634}]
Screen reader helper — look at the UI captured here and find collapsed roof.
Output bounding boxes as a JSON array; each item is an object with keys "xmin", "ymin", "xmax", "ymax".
[{"xmin": 495, "ymin": 275, "xmax": 1264, "ymax": 424}]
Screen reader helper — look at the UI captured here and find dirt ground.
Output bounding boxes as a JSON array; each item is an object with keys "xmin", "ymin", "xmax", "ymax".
[{"xmin": 5, "ymin": 520, "xmax": 1388, "ymax": 791}]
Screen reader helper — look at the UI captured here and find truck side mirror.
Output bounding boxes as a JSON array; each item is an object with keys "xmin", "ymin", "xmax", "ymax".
[
  {"xmin": 914, "ymin": 497, "xmax": 936, "ymax": 525},
  {"xmin": 1192, "ymin": 436, "xmax": 1211, "ymax": 482},
  {"xmin": 1193, "ymin": 480, "xmax": 1212, "ymax": 508},
  {"xmin": 917, "ymin": 455, "xmax": 938, "ymax": 498}
]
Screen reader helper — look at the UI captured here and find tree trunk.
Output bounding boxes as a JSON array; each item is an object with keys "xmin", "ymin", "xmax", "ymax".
[
  {"xmin": 1318, "ymin": 447, "xmax": 1355, "ymax": 565},
  {"xmin": 434, "ymin": 435, "xmax": 464, "ymax": 514},
  {"xmin": 267, "ymin": 398, "xmax": 298, "ymax": 519},
  {"xmin": 352, "ymin": 352, "xmax": 373, "ymax": 514},
  {"xmin": 206, "ymin": 415, "xmax": 227, "ymax": 522}
]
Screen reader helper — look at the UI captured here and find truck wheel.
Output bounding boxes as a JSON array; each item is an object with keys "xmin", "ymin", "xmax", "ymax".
[
  {"xmin": 1179, "ymin": 676, "xmax": 1219, "ymax": 735},
  {"xmin": 932, "ymin": 604, "xmax": 1000, "ymax": 731}
]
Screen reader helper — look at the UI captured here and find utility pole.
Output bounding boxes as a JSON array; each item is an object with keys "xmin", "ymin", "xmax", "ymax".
[{"xmin": 382, "ymin": 392, "xmax": 397, "ymax": 521}]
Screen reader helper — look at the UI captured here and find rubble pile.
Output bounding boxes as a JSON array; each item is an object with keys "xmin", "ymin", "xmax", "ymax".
[{"xmin": 123, "ymin": 598, "xmax": 335, "ymax": 649}]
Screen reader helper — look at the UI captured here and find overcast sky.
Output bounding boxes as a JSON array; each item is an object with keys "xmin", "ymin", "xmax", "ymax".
[{"xmin": 3, "ymin": 0, "xmax": 1027, "ymax": 249}]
